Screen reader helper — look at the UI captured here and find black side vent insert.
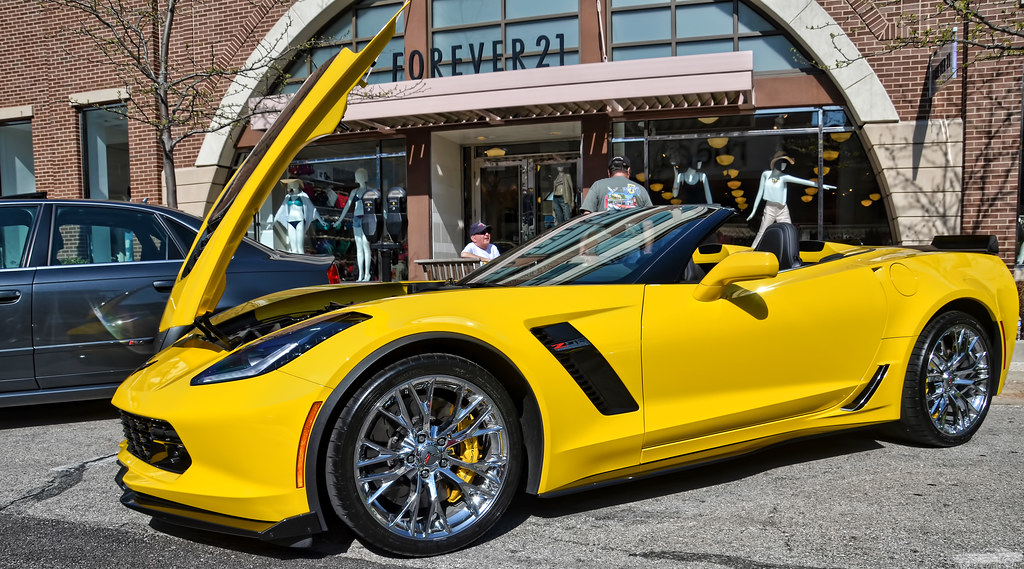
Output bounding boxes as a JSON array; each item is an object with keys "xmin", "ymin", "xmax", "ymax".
[
  {"xmin": 120, "ymin": 411, "xmax": 193, "ymax": 474},
  {"xmin": 531, "ymin": 322, "xmax": 639, "ymax": 415},
  {"xmin": 842, "ymin": 364, "xmax": 890, "ymax": 412}
]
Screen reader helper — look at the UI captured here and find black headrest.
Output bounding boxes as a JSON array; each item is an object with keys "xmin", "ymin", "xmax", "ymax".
[{"xmin": 755, "ymin": 222, "xmax": 801, "ymax": 271}]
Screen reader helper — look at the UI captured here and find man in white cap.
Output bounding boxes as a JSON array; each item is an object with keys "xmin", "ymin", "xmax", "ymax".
[{"xmin": 461, "ymin": 222, "xmax": 500, "ymax": 261}]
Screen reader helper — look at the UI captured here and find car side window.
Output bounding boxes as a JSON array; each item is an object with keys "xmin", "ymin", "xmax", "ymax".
[
  {"xmin": 51, "ymin": 205, "xmax": 175, "ymax": 265},
  {"xmin": 0, "ymin": 206, "xmax": 37, "ymax": 269}
]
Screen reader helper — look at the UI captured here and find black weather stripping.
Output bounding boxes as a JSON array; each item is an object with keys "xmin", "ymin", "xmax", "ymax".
[
  {"xmin": 531, "ymin": 322, "xmax": 639, "ymax": 415},
  {"xmin": 842, "ymin": 364, "xmax": 889, "ymax": 411}
]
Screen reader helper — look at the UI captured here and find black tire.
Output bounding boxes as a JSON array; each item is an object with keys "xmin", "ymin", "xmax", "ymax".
[
  {"xmin": 893, "ymin": 310, "xmax": 995, "ymax": 447},
  {"xmin": 325, "ymin": 354, "xmax": 522, "ymax": 556}
]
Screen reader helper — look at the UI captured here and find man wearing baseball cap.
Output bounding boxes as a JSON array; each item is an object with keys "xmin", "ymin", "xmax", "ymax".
[
  {"xmin": 580, "ymin": 156, "xmax": 652, "ymax": 213},
  {"xmin": 461, "ymin": 222, "xmax": 500, "ymax": 261}
]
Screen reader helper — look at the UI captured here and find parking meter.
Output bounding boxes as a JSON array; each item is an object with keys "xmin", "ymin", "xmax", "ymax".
[
  {"xmin": 360, "ymin": 189, "xmax": 382, "ymax": 243},
  {"xmin": 385, "ymin": 187, "xmax": 407, "ymax": 241}
]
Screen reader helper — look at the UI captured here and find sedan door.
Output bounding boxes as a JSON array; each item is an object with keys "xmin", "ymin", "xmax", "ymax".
[
  {"xmin": 0, "ymin": 205, "xmax": 40, "ymax": 393},
  {"xmin": 640, "ymin": 261, "xmax": 889, "ymax": 463},
  {"xmin": 32, "ymin": 204, "xmax": 182, "ymax": 390}
]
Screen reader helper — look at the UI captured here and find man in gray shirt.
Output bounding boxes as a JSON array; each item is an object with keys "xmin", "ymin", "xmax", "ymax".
[{"xmin": 580, "ymin": 156, "xmax": 653, "ymax": 213}]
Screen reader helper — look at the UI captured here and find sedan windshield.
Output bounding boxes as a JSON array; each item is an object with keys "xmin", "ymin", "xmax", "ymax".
[{"xmin": 462, "ymin": 205, "xmax": 720, "ymax": 287}]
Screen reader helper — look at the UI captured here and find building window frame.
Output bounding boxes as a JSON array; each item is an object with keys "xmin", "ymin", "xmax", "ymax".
[
  {"xmin": 0, "ymin": 118, "xmax": 35, "ymax": 197},
  {"xmin": 80, "ymin": 104, "xmax": 131, "ymax": 201},
  {"xmin": 609, "ymin": 0, "xmax": 814, "ymax": 71}
]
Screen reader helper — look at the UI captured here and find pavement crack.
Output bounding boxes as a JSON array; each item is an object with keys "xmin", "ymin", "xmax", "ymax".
[{"xmin": 0, "ymin": 454, "xmax": 116, "ymax": 514}]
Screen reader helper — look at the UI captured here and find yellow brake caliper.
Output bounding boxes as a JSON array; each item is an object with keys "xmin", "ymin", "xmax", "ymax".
[{"xmin": 446, "ymin": 415, "xmax": 479, "ymax": 503}]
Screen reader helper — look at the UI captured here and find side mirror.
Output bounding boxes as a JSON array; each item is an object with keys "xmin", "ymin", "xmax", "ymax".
[
  {"xmin": 693, "ymin": 251, "xmax": 779, "ymax": 302},
  {"xmin": 361, "ymin": 189, "xmax": 382, "ymax": 243}
]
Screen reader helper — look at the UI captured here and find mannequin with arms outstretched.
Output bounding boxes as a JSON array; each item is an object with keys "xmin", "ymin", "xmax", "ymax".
[{"xmin": 748, "ymin": 155, "xmax": 835, "ymax": 246}]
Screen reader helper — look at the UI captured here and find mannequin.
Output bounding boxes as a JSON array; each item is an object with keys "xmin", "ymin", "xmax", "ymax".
[
  {"xmin": 550, "ymin": 166, "xmax": 575, "ymax": 223},
  {"xmin": 747, "ymin": 155, "xmax": 835, "ymax": 247},
  {"xmin": 336, "ymin": 167, "xmax": 372, "ymax": 281},
  {"xmin": 672, "ymin": 160, "xmax": 712, "ymax": 203},
  {"xmin": 273, "ymin": 180, "xmax": 321, "ymax": 254}
]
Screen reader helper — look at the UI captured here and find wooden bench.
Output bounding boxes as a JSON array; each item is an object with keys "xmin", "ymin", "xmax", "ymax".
[{"xmin": 414, "ymin": 258, "xmax": 482, "ymax": 282}]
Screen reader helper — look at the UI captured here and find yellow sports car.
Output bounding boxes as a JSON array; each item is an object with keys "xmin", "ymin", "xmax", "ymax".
[{"xmin": 112, "ymin": 4, "xmax": 1018, "ymax": 557}]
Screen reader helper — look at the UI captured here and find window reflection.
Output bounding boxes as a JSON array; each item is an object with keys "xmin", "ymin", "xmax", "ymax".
[
  {"xmin": 622, "ymin": 110, "xmax": 891, "ymax": 246},
  {"xmin": 81, "ymin": 105, "xmax": 130, "ymax": 201}
]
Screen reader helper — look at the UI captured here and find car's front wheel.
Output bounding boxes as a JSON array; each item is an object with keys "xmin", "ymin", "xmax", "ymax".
[
  {"xmin": 894, "ymin": 310, "xmax": 995, "ymax": 447},
  {"xmin": 325, "ymin": 354, "xmax": 521, "ymax": 556}
]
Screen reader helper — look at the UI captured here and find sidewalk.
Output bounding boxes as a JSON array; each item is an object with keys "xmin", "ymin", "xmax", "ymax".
[{"xmin": 1000, "ymin": 340, "xmax": 1024, "ymax": 403}]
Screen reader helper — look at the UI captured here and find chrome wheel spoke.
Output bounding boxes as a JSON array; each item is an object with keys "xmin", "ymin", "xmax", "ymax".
[
  {"xmin": 447, "ymin": 456, "xmax": 504, "ymax": 486},
  {"xmin": 438, "ymin": 393, "xmax": 484, "ymax": 437}
]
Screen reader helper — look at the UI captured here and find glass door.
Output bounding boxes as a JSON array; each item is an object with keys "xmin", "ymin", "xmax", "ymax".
[{"xmin": 475, "ymin": 153, "xmax": 579, "ymax": 250}]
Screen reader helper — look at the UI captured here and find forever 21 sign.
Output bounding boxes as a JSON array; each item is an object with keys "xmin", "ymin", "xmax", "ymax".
[{"xmin": 391, "ymin": 34, "xmax": 567, "ymax": 81}]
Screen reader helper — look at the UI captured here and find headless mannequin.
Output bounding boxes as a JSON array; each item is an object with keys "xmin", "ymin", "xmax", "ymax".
[
  {"xmin": 551, "ymin": 166, "xmax": 575, "ymax": 223},
  {"xmin": 337, "ymin": 168, "xmax": 372, "ymax": 281},
  {"xmin": 672, "ymin": 160, "xmax": 712, "ymax": 203},
  {"xmin": 748, "ymin": 156, "xmax": 835, "ymax": 247},
  {"xmin": 273, "ymin": 181, "xmax": 320, "ymax": 254}
]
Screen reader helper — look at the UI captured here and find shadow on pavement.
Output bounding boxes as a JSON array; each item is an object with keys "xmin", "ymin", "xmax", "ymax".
[
  {"xmin": 510, "ymin": 429, "xmax": 884, "ymax": 522},
  {"xmin": 0, "ymin": 398, "xmax": 119, "ymax": 430}
]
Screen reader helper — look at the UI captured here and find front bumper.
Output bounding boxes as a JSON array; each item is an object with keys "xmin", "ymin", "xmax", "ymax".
[{"xmin": 116, "ymin": 464, "xmax": 323, "ymax": 544}]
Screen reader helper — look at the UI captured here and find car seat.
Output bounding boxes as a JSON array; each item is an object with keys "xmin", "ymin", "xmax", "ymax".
[{"xmin": 755, "ymin": 222, "xmax": 801, "ymax": 271}]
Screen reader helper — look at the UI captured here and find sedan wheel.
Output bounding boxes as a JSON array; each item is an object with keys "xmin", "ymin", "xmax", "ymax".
[
  {"xmin": 326, "ymin": 354, "xmax": 521, "ymax": 556},
  {"xmin": 895, "ymin": 310, "xmax": 994, "ymax": 446}
]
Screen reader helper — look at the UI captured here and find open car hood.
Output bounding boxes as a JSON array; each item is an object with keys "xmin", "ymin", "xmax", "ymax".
[{"xmin": 158, "ymin": 3, "xmax": 407, "ymax": 334}]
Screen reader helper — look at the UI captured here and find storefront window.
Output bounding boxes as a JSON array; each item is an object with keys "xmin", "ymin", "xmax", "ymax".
[
  {"xmin": 610, "ymin": 0, "xmax": 814, "ymax": 72},
  {"xmin": 81, "ymin": 105, "xmax": 130, "ymax": 201},
  {"xmin": 253, "ymin": 139, "xmax": 409, "ymax": 281},
  {"xmin": 425, "ymin": 0, "xmax": 580, "ymax": 78},
  {"xmin": 613, "ymin": 108, "xmax": 891, "ymax": 245},
  {"xmin": 0, "ymin": 120, "xmax": 35, "ymax": 197}
]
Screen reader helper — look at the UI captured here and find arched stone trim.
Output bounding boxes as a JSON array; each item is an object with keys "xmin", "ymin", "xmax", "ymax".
[
  {"xmin": 751, "ymin": 0, "xmax": 897, "ymax": 124},
  {"xmin": 753, "ymin": 2, "xmax": 962, "ymax": 245},
  {"xmin": 177, "ymin": 0, "xmax": 357, "ymax": 215}
]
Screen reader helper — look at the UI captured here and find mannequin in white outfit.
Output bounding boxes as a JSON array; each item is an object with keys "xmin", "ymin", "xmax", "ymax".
[
  {"xmin": 337, "ymin": 168, "xmax": 372, "ymax": 281},
  {"xmin": 672, "ymin": 160, "xmax": 712, "ymax": 203},
  {"xmin": 748, "ymin": 155, "xmax": 835, "ymax": 247},
  {"xmin": 273, "ymin": 180, "xmax": 320, "ymax": 254}
]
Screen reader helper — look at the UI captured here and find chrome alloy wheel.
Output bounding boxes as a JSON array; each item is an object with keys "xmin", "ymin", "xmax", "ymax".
[
  {"xmin": 352, "ymin": 374, "xmax": 512, "ymax": 540},
  {"xmin": 923, "ymin": 323, "xmax": 991, "ymax": 436}
]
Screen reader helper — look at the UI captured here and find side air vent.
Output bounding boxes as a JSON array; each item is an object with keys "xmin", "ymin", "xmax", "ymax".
[
  {"xmin": 531, "ymin": 322, "xmax": 639, "ymax": 415},
  {"xmin": 842, "ymin": 364, "xmax": 889, "ymax": 412},
  {"xmin": 120, "ymin": 411, "xmax": 192, "ymax": 473}
]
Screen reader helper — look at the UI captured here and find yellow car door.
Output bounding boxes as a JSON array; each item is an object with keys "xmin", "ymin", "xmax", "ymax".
[{"xmin": 640, "ymin": 261, "xmax": 888, "ymax": 463}]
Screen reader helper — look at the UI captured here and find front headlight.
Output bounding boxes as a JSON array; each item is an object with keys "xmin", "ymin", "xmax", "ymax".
[{"xmin": 191, "ymin": 312, "xmax": 369, "ymax": 385}]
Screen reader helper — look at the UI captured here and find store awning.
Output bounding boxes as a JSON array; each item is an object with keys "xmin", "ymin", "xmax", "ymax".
[{"xmin": 341, "ymin": 51, "xmax": 754, "ymax": 133}]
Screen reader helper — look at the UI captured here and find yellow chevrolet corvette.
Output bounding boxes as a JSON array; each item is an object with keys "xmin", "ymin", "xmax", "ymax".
[{"xmin": 112, "ymin": 4, "xmax": 1018, "ymax": 557}]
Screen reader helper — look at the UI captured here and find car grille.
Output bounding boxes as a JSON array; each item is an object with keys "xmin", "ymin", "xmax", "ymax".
[{"xmin": 120, "ymin": 411, "xmax": 192, "ymax": 474}]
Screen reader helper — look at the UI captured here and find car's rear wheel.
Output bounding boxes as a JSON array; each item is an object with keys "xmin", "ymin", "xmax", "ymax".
[
  {"xmin": 894, "ymin": 310, "xmax": 994, "ymax": 446},
  {"xmin": 325, "ymin": 354, "xmax": 521, "ymax": 556}
]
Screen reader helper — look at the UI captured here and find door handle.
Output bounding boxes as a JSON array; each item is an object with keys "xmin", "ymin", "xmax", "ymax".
[
  {"xmin": 152, "ymin": 280, "xmax": 176, "ymax": 293},
  {"xmin": 0, "ymin": 290, "xmax": 21, "ymax": 304}
]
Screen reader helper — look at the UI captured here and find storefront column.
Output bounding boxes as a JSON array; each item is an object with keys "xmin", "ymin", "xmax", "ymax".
[
  {"xmin": 581, "ymin": 114, "xmax": 612, "ymax": 200},
  {"xmin": 406, "ymin": 129, "xmax": 431, "ymax": 280}
]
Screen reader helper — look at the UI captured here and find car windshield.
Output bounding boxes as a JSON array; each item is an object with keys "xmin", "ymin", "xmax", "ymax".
[{"xmin": 462, "ymin": 205, "xmax": 718, "ymax": 287}]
